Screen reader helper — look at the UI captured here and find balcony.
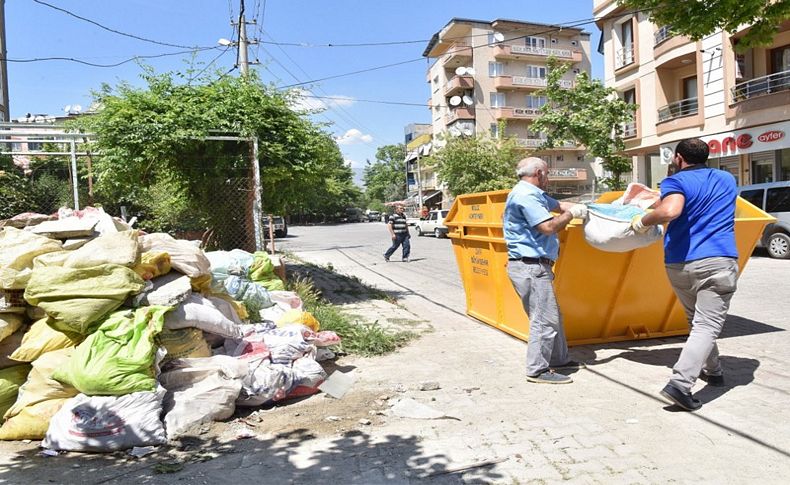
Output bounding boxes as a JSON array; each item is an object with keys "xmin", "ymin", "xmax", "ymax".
[
  {"xmin": 493, "ymin": 44, "xmax": 581, "ymax": 62},
  {"xmin": 654, "ymin": 26, "xmax": 673, "ymax": 46},
  {"xmin": 494, "ymin": 107, "xmax": 541, "ymax": 120},
  {"xmin": 442, "ymin": 42, "xmax": 473, "ymax": 67},
  {"xmin": 657, "ymin": 97, "xmax": 698, "ymax": 123},
  {"xmin": 444, "ymin": 107, "xmax": 475, "ymax": 124},
  {"xmin": 444, "ymin": 75, "xmax": 474, "ymax": 96},
  {"xmin": 622, "ymin": 120, "xmax": 637, "ymax": 138},
  {"xmin": 548, "ymin": 168, "xmax": 588, "ymax": 182},
  {"xmin": 493, "ymin": 76, "xmax": 573, "ymax": 90},
  {"xmin": 732, "ymin": 69, "xmax": 790, "ymax": 102},
  {"xmin": 515, "ymin": 138, "xmax": 578, "ymax": 149},
  {"xmin": 615, "ymin": 43, "xmax": 635, "ymax": 70}
]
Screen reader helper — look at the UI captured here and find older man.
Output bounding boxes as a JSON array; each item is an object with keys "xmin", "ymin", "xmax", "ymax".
[
  {"xmin": 384, "ymin": 204, "xmax": 411, "ymax": 262},
  {"xmin": 505, "ymin": 157, "xmax": 588, "ymax": 384}
]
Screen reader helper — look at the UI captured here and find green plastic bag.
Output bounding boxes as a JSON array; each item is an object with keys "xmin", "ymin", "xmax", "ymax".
[
  {"xmin": 24, "ymin": 264, "xmax": 145, "ymax": 337},
  {"xmin": 248, "ymin": 252, "xmax": 285, "ymax": 291},
  {"xmin": 0, "ymin": 364, "xmax": 31, "ymax": 418},
  {"xmin": 53, "ymin": 306, "xmax": 170, "ymax": 396}
]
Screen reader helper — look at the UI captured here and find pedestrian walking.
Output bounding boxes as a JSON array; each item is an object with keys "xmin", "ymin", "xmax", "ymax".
[
  {"xmin": 384, "ymin": 205, "xmax": 411, "ymax": 262},
  {"xmin": 631, "ymin": 137, "xmax": 738, "ymax": 411},
  {"xmin": 504, "ymin": 157, "xmax": 588, "ymax": 384}
]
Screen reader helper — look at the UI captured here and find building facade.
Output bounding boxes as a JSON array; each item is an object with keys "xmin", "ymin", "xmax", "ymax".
[
  {"xmin": 423, "ymin": 18, "xmax": 595, "ymax": 194},
  {"xmin": 595, "ymin": 0, "xmax": 790, "ymax": 188}
]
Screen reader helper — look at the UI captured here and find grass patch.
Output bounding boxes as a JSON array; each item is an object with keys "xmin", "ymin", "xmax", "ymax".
[{"xmin": 287, "ymin": 275, "xmax": 415, "ymax": 356}]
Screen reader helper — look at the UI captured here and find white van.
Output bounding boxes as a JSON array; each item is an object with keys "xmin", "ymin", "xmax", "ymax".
[{"xmin": 739, "ymin": 181, "xmax": 790, "ymax": 259}]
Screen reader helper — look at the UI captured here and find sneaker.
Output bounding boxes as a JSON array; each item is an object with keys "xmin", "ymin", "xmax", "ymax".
[
  {"xmin": 383, "ymin": 255, "xmax": 390, "ymax": 262},
  {"xmin": 659, "ymin": 384, "xmax": 701, "ymax": 411},
  {"xmin": 403, "ymin": 257, "xmax": 410, "ymax": 263},
  {"xmin": 526, "ymin": 370, "xmax": 573, "ymax": 384},
  {"xmin": 699, "ymin": 372, "xmax": 725, "ymax": 387},
  {"xmin": 552, "ymin": 360, "xmax": 586, "ymax": 371}
]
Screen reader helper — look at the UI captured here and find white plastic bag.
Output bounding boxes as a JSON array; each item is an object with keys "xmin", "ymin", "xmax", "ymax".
[
  {"xmin": 42, "ymin": 388, "xmax": 167, "ymax": 452},
  {"xmin": 584, "ymin": 205, "xmax": 663, "ymax": 253},
  {"xmin": 159, "ymin": 356, "xmax": 248, "ymax": 438},
  {"xmin": 165, "ymin": 294, "xmax": 244, "ymax": 339},
  {"xmin": 236, "ymin": 361, "xmax": 294, "ymax": 407}
]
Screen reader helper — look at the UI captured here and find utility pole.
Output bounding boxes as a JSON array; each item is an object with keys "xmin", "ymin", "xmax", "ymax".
[
  {"xmin": 237, "ymin": 2, "xmax": 249, "ymax": 76},
  {"xmin": 0, "ymin": 0, "xmax": 10, "ymax": 121}
]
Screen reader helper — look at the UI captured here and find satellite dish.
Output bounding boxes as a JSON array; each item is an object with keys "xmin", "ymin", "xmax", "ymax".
[
  {"xmin": 466, "ymin": 67, "xmax": 476, "ymax": 76},
  {"xmin": 16, "ymin": 116, "xmax": 26, "ymax": 122},
  {"xmin": 449, "ymin": 126, "xmax": 462, "ymax": 137},
  {"xmin": 449, "ymin": 96, "xmax": 462, "ymax": 107},
  {"xmin": 63, "ymin": 105, "xmax": 72, "ymax": 113},
  {"xmin": 46, "ymin": 115, "xmax": 56, "ymax": 122},
  {"xmin": 463, "ymin": 126, "xmax": 474, "ymax": 136},
  {"xmin": 34, "ymin": 115, "xmax": 45, "ymax": 123},
  {"xmin": 455, "ymin": 66, "xmax": 467, "ymax": 76},
  {"xmin": 424, "ymin": 142, "xmax": 432, "ymax": 152},
  {"xmin": 462, "ymin": 95, "xmax": 474, "ymax": 106},
  {"xmin": 73, "ymin": 105, "xmax": 82, "ymax": 113},
  {"xmin": 493, "ymin": 32, "xmax": 505, "ymax": 42}
]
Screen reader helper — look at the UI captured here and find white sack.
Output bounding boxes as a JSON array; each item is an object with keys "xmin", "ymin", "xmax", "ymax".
[
  {"xmin": 42, "ymin": 389, "xmax": 166, "ymax": 452},
  {"xmin": 165, "ymin": 294, "xmax": 244, "ymax": 339},
  {"xmin": 583, "ymin": 208, "xmax": 663, "ymax": 253},
  {"xmin": 140, "ymin": 233, "xmax": 210, "ymax": 278}
]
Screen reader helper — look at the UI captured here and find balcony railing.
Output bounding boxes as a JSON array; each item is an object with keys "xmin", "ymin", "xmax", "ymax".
[
  {"xmin": 654, "ymin": 26, "xmax": 673, "ymax": 46},
  {"xmin": 732, "ymin": 69, "xmax": 790, "ymax": 102},
  {"xmin": 548, "ymin": 168, "xmax": 588, "ymax": 181},
  {"xmin": 622, "ymin": 120, "xmax": 637, "ymax": 138},
  {"xmin": 516, "ymin": 138, "xmax": 577, "ymax": 148},
  {"xmin": 615, "ymin": 43, "xmax": 635, "ymax": 69},
  {"xmin": 657, "ymin": 97, "xmax": 698, "ymax": 122},
  {"xmin": 509, "ymin": 44, "xmax": 574, "ymax": 58},
  {"xmin": 511, "ymin": 76, "xmax": 573, "ymax": 88}
]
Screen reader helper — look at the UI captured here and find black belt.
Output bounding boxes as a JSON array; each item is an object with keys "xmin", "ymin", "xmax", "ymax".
[{"xmin": 509, "ymin": 257, "xmax": 555, "ymax": 265}]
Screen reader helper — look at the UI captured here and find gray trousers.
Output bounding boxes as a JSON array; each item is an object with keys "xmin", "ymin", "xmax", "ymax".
[
  {"xmin": 507, "ymin": 261, "xmax": 569, "ymax": 376},
  {"xmin": 666, "ymin": 257, "xmax": 739, "ymax": 392}
]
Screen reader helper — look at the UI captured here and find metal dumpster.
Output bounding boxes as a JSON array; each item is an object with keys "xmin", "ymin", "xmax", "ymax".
[{"xmin": 444, "ymin": 190, "xmax": 775, "ymax": 346}]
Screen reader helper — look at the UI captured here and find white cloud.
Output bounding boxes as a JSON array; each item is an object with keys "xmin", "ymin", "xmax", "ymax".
[
  {"xmin": 290, "ymin": 88, "xmax": 355, "ymax": 112},
  {"xmin": 344, "ymin": 158, "xmax": 366, "ymax": 168},
  {"xmin": 336, "ymin": 128, "xmax": 373, "ymax": 145}
]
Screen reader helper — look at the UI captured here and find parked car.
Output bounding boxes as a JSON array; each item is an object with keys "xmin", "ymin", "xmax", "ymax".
[
  {"xmin": 739, "ymin": 181, "xmax": 790, "ymax": 259},
  {"xmin": 415, "ymin": 209, "xmax": 450, "ymax": 238},
  {"xmin": 262, "ymin": 215, "xmax": 287, "ymax": 238},
  {"xmin": 366, "ymin": 211, "xmax": 381, "ymax": 222},
  {"xmin": 341, "ymin": 208, "xmax": 366, "ymax": 223}
]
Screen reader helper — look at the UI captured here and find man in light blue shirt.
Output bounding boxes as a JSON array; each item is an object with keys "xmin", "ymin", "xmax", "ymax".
[{"xmin": 504, "ymin": 157, "xmax": 588, "ymax": 384}]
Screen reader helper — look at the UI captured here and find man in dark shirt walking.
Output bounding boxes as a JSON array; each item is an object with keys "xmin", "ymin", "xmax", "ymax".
[
  {"xmin": 632, "ymin": 138, "xmax": 739, "ymax": 411},
  {"xmin": 384, "ymin": 205, "xmax": 411, "ymax": 262}
]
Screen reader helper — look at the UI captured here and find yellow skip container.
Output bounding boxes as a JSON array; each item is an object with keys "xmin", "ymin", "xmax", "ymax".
[{"xmin": 444, "ymin": 190, "xmax": 775, "ymax": 346}]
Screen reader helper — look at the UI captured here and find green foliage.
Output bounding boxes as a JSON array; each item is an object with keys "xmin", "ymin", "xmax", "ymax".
[
  {"xmin": 620, "ymin": 0, "xmax": 790, "ymax": 51},
  {"xmin": 531, "ymin": 58, "xmax": 637, "ymax": 190},
  {"xmin": 68, "ymin": 68, "xmax": 357, "ymax": 232},
  {"xmin": 363, "ymin": 144, "xmax": 406, "ymax": 203},
  {"xmin": 0, "ymin": 170, "xmax": 36, "ymax": 219},
  {"xmin": 429, "ymin": 131, "xmax": 521, "ymax": 196}
]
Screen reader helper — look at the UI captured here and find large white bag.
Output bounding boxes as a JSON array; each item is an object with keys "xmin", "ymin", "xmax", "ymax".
[
  {"xmin": 165, "ymin": 294, "xmax": 244, "ymax": 339},
  {"xmin": 159, "ymin": 356, "xmax": 248, "ymax": 438},
  {"xmin": 42, "ymin": 388, "xmax": 167, "ymax": 452},
  {"xmin": 140, "ymin": 233, "xmax": 210, "ymax": 278},
  {"xmin": 583, "ymin": 205, "xmax": 663, "ymax": 253}
]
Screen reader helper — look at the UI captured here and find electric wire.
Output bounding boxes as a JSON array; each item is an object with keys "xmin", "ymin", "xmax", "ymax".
[
  {"xmin": 188, "ymin": 46, "xmax": 233, "ymax": 82},
  {"xmin": 1, "ymin": 46, "xmax": 220, "ymax": 68}
]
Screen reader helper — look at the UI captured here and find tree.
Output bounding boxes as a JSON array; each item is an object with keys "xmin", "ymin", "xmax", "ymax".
[
  {"xmin": 619, "ymin": 0, "xmax": 790, "ymax": 50},
  {"xmin": 531, "ymin": 58, "xmax": 637, "ymax": 190},
  {"xmin": 428, "ymin": 130, "xmax": 521, "ymax": 197},
  {"xmin": 362, "ymin": 144, "xmax": 406, "ymax": 203}
]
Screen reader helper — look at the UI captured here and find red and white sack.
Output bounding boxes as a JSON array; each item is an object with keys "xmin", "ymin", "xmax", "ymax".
[{"xmin": 583, "ymin": 206, "xmax": 663, "ymax": 253}]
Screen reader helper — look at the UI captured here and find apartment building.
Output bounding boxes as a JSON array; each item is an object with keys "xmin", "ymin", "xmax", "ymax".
[
  {"xmin": 404, "ymin": 123, "xmax": 443, "ymax": 209},
  {"xmin": 423, "ymin": 18, "xmax": 594, "ymax": 194},
  {"xmin": 595, "ymin": 1, "xmax": 790, "ymax": 188}
]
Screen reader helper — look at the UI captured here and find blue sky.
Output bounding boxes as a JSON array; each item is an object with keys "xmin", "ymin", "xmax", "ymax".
[{"xmin": 6, "ymin": 0, "xmax": 603, "ymax": 184}]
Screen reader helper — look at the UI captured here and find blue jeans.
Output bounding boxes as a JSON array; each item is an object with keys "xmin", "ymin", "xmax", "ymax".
[{"xmin": 385, "ymin": 233, "xmax": 410, "ymax": 259}]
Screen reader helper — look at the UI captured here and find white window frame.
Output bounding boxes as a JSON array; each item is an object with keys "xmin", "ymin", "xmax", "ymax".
[
  {"xmin": 526, "ymin": 65, "xmax": 547, "ymax": 78},
  {"xmin": 490, "ymin": 92, "xmax": 506, "ymax": 108},
  {"xmin": 490, "ymin": 123, "xmax": 500, "ymax": 138},
  {"xmin": 526, "ymin": 95, "xmax": 547, "ymax": 109},
  {"xmin": 525, "ymin": 36, "xmax": 546, "ymax": 48},
  {"xmin": 488, "ymin": 61, "xmax": 504, "ymax": 77}
]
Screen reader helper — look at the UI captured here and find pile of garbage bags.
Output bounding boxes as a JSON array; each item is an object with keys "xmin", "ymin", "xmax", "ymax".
[{"xmin": 0, "ymin": 207, "xmax": 340, "ymax": 452}]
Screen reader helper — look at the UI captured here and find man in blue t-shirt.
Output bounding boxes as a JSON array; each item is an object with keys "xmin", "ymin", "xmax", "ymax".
[
  {"xmin": 504, "ymin": 157, "xmax": 588, "ymax": 384},
  {"xmin": 632, "ymin": 138, "xmax": 738, "ymax": 411}
]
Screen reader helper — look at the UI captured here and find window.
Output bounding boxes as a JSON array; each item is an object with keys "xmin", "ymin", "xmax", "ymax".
[
  {"xmin": 526, "ymin": 95, "xmax": 547, "ymax": 109},
  {"xmin": 441, "ymin": 210, "xmax": 449, "ymax": 218},
  {"xmin": 488, "ymin": 62, "xmax": 504, "ymax": 77},
  {"xmin": 487, "ymin": 32, "xmax": 501, "ymax": 45},
  {"xmin": 771, "ymin": 43, "xmax": 790, "ymax": 74},
  {"xmin": 429, "ymin": 212, "xmax": 437, "ymax": 221},
  {"xmin": 432, "ymin": 75, "xmax": 439, "ymax": 93},
  {"xmin": 780, "ymin": 149, "xmax": 790, "ymax": 181},
  {"xmin": 525, "ymin": 36, "xmax": 546, "ymax": 48},
  {"xmin": 490, "ymin": 123, "xmax": 499, "ymax": 138},
  {"xmin": 751, "ymin": 152, "xmax": 775, "ymax": 184},
  {"xmin": 740, "ymin": 189, "xmax": 764, "ymax": 209},
  {"xmin": 766, "ymin": 187, "xmax": 790, "ymax": 212},
  {"xmin": 623, "ymin": 88, "xmax": 636, "ymax": 105},
  {"xmin": 621, "ymin": 19, "xmax": 633, "ymax": 49},
  {"xmin": 27, "ymin": 142, "xmax": 42, "ymax": 151},
  {"xmin": 527, "ymin": 128, "xmax": 544, "ymax": 139},
  {"xmin": 526, "ymin": 65, "xmax": 546, "ymax": 78},
  {"xmin": 683, "ymin": 76, "xmax": 698, "ymax": 100},
  {"xmin": 490, "ymin": 92, "xmax": 506, "ymax": 108}
]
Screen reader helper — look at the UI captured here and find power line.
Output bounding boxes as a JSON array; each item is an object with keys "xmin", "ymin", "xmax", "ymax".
[
  {"xmin": 188, "ymin": 46, "xmax": 233, "ymax": 82},
  {"xmin": 31, "ymin": 0, "xmax": 202, "ymax": 50},
  {"xmin": 276, "ymin": 9, "xmax": 650, "ymax": 89},
  {"xmin": 1, "ymin": 46, "xmax": 220, "ymax": 68}
]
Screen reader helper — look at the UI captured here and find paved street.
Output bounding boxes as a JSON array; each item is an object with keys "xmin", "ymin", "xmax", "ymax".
[{"xmin": 272, "ymin": 221, "xmax": 790, "ymax": 483}]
